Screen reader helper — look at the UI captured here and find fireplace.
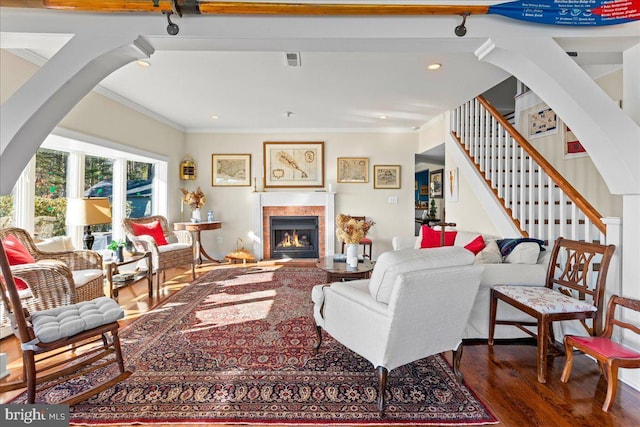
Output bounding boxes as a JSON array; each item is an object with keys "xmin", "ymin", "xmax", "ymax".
[
  {"xmin": 253, "ymin": 192, "xmax": 335, "ymax": 260},
  {"xmin": 270, "ymin": 216, "xmax": 319, "ymax": 259}
]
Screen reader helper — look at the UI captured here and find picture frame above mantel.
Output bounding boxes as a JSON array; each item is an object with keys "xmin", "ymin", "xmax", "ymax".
[{"xmin": 263, "ymin": 141, "xmax": 324, "ymax": 188}]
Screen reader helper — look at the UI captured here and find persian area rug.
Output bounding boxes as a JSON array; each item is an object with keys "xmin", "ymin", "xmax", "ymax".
[{"xmin": 15, "ymin": 266, "xmax": 498, "ymax": 425}]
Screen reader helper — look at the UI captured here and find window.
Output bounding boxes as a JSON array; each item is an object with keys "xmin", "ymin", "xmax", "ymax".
[
  {"xmin": 126, "ymin": 161, "xmax": 153, "ymax": 219},
  {"xmin": 34, "ymin": 148, "xmax": 69, "ymax": 238},
  {"xmin": 9, "ymin": 131, "xmax": 168, "ymax": 249}
]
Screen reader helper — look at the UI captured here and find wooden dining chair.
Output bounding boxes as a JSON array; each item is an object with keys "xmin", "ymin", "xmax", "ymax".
[
  {"xmin": 0, "ymin": 238, "xmax": 131, "ymax": 405},
  {"xmin": 489, "ymin": 237, "xmax": 616, "ymax": 383},
  {"xmin": 561, "ymin": 295, "xmax": 640, "ymax": 411}
]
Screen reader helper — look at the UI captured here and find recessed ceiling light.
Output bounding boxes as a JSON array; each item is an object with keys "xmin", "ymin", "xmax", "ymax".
[
  {"xmin": 136, "ymin": 60, "xmax": 151, "ymax": 68},
  {"xmin": 427, "ymin": 63, "xmax": 442, "ymax": 70},
  {"xmin": 211, "ymin": 115, "xmax": 219, "ymax": 120},
  {"xmin": 286, "ymin": 111, "xmax": 294, "ymax": 118},
  {"xmin": 379, "ymin": 115, "xmax": 388, "ymax": 119}
]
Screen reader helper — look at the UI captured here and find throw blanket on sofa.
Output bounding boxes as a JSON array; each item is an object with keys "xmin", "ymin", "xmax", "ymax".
[{"xmin": 496, "ymin": 238, "xmax": 546, "ymax": 256}]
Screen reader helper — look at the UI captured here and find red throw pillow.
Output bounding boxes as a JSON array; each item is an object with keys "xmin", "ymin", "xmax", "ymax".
[
  {"xmin": 464, "ymin": 235, "xmax": 486, "ymax": 255},
  {"xmin": 1, "ymin": 235, "xmax": 35, "ymax": 290},
  {"xmin": 420, "ymin": 225, "xmax": 457, "ymax": 248},
  {"xmin": 130, "ymin": 220, "xmax": 168, "ymax": 246},
  {"xmin": 2, "ymin": 234, "xmax": 35, "ymax": 265}
]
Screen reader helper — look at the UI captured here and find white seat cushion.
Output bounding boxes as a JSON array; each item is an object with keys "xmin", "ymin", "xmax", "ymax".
[
  {"xmin": 71, "ymin": 269, "xmax": 103, "ymax": 287},
  {"xmin": 369, "ymin": 247, "xmax": 474, "ymax": 304},
  {"xmin": 158, "ymin": 242, "xmax": 191, "ymax": 253},
  {"xmin": 30, "ymin": 297, "xmax": 124, "ymax": 343},
  {"xmin": 493, "ymin": 285, "xmax": 596, "ymax": 314}
]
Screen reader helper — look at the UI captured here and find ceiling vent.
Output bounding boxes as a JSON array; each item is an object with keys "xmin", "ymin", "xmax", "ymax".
[{"xmin": 285, "ymin": 52, "xmax": 301, "ymax": 67}]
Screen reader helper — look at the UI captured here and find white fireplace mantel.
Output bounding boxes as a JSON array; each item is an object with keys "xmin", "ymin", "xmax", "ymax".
[{"xmin": 253, "ymin": 192, "xmax": 335, "ymax": 260}]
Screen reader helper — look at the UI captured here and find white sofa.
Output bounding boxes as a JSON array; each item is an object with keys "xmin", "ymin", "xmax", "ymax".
[{"xmin": 393, "ymin": 230, "xmax": 551, "ymax": 339}]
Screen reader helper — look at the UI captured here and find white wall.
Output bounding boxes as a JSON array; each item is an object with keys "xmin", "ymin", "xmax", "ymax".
[
  {"xmin": 184, "ymin": 132, "xmax": 417, "ymax": 260},
  {"xmin": 1, "ymin": 50, "xmax": 185, "ymax": 223},
  {"xmin": 514, "ymin": 80, "xmax": 623, "ymax": 218},
  {"xmin": 444, "ymin": 152, "xmax": 501, "ymax": 237}
]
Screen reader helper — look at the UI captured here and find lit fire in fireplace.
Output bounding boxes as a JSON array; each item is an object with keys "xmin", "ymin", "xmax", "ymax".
[{"xmin": 278, "ymin": 230, "xmax": 308, "ymax": 248}]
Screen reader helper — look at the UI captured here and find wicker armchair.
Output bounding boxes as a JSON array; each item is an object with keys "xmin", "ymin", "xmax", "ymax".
[
  {"xmin": 0, "ymin": 227, "xmax": 105, "ymax": 334},
  {"xmin": 122, "ymin": 215, "xmax": 195, "ymax": 288}
]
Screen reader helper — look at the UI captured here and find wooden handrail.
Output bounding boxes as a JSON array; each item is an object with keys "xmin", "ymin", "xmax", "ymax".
[
  {"xmin": 476, "ymin": 95, "xmax": 606, "ymax": 234},
  {"xmin": 1, "ymin": 1, "xmax": 490, "ymax": 16}
]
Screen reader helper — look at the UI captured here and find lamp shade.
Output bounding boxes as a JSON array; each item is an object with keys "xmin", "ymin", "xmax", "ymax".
[{"xmin": 66, "ymin": 198, "xmax": 112, "ymax": 226}]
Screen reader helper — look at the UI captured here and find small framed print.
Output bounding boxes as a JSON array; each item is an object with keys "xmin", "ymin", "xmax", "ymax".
[
  {"xmin": 337, "ymin": 157, "xmax": 369, "ymax": 183},
  {"xmin": 373, "ymin": 165, "xmax": 401, "ymax": 189},
  {"xmin": 264, "ymin": 141, "xmax": 324, "ymax": 188},
  {"xmin": 564, "ymin": 125, "xmax": 588, "ymax": 159},
  {"xmin": 528, "ymin": 106, "xmax": 558, "ymax": 139},
  {"xmin": 429, "ymin": 168, "xmax": 444, "ymax": 199},
  {"xmin": 212, "ymin": 154, "xmax": 251, "ymax": 186}
]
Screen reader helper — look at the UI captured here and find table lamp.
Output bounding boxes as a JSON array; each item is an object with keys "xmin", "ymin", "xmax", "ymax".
[{"xmin": 67, "ymin": 198, "xmax": 112, "ymax": 249}]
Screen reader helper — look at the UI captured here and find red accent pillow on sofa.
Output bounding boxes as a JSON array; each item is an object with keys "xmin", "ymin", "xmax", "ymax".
[
  {"xmin": 420, "ymin": 225, "xmax": 457, "ymax": 248},
  {"xmin": 1, "ymin": 234, "xmax": 35, "ymax": 290},
  {"xmin": 130, "ymin": 221, "xmax": 168, "ymax": 246},
  {"xmin": 464, "ymin": 235, "xmax": 486, "ymax": 255}
]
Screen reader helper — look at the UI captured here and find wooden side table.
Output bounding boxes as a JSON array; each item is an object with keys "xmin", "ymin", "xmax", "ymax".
[
  {"xmin": 173, "ymin": 221, "xmax": 222, "ymax": 264},
  {"xmin": 316, "ymin": 257, "xmax": 374, "ymax": 282},
  {"xmin": 104, "ymin": 252, "xmax": 153, "ymax": 299}
]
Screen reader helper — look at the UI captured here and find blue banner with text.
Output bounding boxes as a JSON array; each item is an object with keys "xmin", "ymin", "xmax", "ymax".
[{"xmin": 489, "ymin": 0, "xmax": 640, "ymax": 26}]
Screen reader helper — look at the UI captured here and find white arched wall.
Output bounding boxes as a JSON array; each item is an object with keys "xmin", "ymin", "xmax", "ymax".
[{"xmin": 0, "ymin": 34, "xmax": 153, "ymax": 195}]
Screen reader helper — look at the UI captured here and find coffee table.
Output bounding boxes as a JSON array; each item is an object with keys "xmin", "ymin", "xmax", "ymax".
[{"xmin": 316, "ymin": 257, "xmax": 374, "ymax": 282}]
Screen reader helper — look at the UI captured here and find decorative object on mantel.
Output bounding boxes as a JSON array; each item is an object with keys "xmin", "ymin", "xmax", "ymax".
[
  {"xmin": 336, "ymin": 214, "xmax": 375, "ymax": 267},
  {"xmin": 180, "ymin": 155, "xmax": 196, "ymax": 180},
  {"xmin": 181, "ymin": 187, "xmax": 206, "ymax": 223}
]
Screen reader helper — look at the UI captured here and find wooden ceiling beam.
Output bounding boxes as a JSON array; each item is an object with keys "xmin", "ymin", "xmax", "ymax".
[{"xmin": 0, "ymin": 1, "xmax": 489, "ymax": 16}]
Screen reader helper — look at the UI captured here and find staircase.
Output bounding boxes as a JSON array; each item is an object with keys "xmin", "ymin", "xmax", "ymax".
[{"xmin": 450, "ymin": 96, "xmax": 605, "ymax": 246}]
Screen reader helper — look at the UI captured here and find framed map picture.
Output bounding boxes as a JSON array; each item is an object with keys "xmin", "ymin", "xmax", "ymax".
[
  {"xmin": 429, "ymin": 169, "xmax": 443, "ymax": 199},
  {"xmin": 528, "ymin": 106, "xmax": 558, "ymax": 139},
  {"xmin": 264, "ymin": 142, "xmax": 324, "ymax": 188},
  {"xmin": 373, "ymin": 165, "xmax": 400, "ymax": 189},
  {"xmin": 337, "ymin": 157, "xmax": 369, "ymax": 183},
  {"xmin": 212, "ymin": 154, "xmax": 251, "ymax": 186}
]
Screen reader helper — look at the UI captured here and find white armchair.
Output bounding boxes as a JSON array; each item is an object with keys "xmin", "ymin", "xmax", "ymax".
[{"xmin": 312, "ymin": 246, "xmax": 483, "ymax": 413}]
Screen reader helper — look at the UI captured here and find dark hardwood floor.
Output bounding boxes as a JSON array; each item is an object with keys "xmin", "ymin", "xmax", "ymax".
[{"xmin": 1, "ymin": 262, "xmax": 638, "ymax": 426}]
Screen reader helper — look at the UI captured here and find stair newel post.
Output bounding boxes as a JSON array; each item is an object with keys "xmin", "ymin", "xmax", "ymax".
[{"xmin": 519, "ymin": 146, "xmax": 526, "ymax": 228}]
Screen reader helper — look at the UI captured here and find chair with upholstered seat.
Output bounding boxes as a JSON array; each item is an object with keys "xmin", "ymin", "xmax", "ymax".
[
  {"xmin": 0, "ymin": 239, "xmax": 131, "ymax": 404},
  {"xmin": 122, "ymin": 215, "xmax": 195, "ymax": 288},
  {"xmin": 312, "ymin": 246, "xmax": 483, "ymax": 413},
  {"xmin": 489, "ymin": 237, "xmax": 616, "ymax": 383},
  {"xmin": 0, "ymin": 227, "xmax": 105, "ymax": 332},
  {"xmin": 561, "ymin": 295, "xmax": 640, "ymax": 411}
]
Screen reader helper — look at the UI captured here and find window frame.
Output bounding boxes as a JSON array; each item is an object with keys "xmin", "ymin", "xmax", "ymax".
[{"xmin": 11, "ymin": 128, "xmax": 168, "ymax": 248}]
